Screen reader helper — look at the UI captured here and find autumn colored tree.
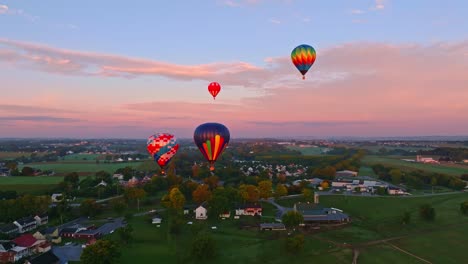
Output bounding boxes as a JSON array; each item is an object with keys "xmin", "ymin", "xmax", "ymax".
[
  {"xmin": 277, "ymin": 173, "xmax": 286, "ymax": 183},
  {"xmin": 389, "ymin": 169, "xmax": 402, "ymax": 184},
  {"xmin": 320, "ymin": 181, "xmax": 330, "ymax": 189},
  {"xmin": 302, "ymin": 188, "xmax": 314, "ymax": 202},
  {"xmin": 81, "ymin": 240, "xmax": 121, "ymax": 264},
  {"xmin": 169, "ymin": 187, "xmax": 186, "ymax": 210},
  {"xmin": 238, "ymin": 184, "xmax": 260, "ymax": 203},
  {"xmin": 192, "ymin": 163, "xmax": 200, "ymax": 178},
  {"xmin": 258, "ymin": 180, "xmax": 273, "ymax": 199},
  {"xmin": 275, "ymin": 184, "xmax": 288, "ymax": 198},
  {"xmin": 124, "ymin": 188, "xmax": 146, "ymax": 211},
  {"xmin": 204, "ymin": 175, "xmax": 220, "ymax": 190},
  {"xmin": 79, "ymin": 199, "xmax": 101, "ymax": 217},
  {"xmin": 192, "ymin": 184, "xmax": 212, "ymax": 204}
]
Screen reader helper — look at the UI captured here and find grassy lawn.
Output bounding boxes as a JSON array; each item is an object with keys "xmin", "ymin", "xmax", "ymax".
[
  {"xmin": 358, "ymin": 166, "xmax": 377, "ymax": 177},
  {"xmin": 0, "ymin": 151, "xmax": 39, "ymax": 159},
  {"xmin": 358, "ymin": 244, "xmax": 424, "ymax": 264},
  {"xmin": 286, "ymin": 146, "xmax": 329, "ymax": 155},
  {"xmin": 0, "ymin": 176, "xmax": 86, "ymax": 194},
  {"xmin": 20, "ymin": 162, "xmax": 142, "ymax": 174},
  {"xmin": 62, "ymin": 154, "xmax": 103, "ymax": 162},
  {"xmin": 362, "ymin": 155, "xmax": 468, "ymax": 176}
]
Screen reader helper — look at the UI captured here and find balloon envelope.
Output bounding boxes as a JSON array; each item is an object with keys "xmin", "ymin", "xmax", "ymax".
[
  {"xmin": 291, "ymin": 44, "xmax": 316, "ymax": 79},
  {"xmin": 193, "ymin": 122, "xmax": 230, "ymax": 171},
  {"xmin": 208, "ymin": 82, "xmax": 221, "ymax": 99},
  {"xmin": 147, "ymin": 133, "xmax": 179, "ymax": 173}
]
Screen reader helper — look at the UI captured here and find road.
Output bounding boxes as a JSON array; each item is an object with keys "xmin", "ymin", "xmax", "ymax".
[{"xmin": 69, "ymin": 195, "xmax": 124, "ymax": 207}]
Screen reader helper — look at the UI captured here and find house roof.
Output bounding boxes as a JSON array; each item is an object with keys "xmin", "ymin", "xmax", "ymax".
[
  {"xmin": 35, "ymin": 212, "xmax": 48, "ymax": 219},
  {"xmin": 0, "ymin": 241, "xmax": 15, "ymax": 252},
  {"xmin": 28, "ymin": 251, "xmax": 60, "ymax": 264},
  {"xmin": 15, "ymin": 216, "xmax": 36, "ymax": 225},
  {"xmin": 60, "ymin": 227, "xmax": 79, "ymax": 234},
  {"xmin": 13, "ymin": 234, "xmax": 37, "ymax": 247},
  {"xmin": 41, "ymin": 227, "xmax": 58, "ymax": 235},
  {"xmin": 10, "ymin": 246, "xmax": 28, "ymax": 253},
  {"xmin": 237, "ymin": 203, "xmax": 262, "ymax": 209},
  {"xmin": 0, "ymin": 223, "xmax": 19, "ymax": 233},
  {"xmin": 260, "ymin": 223, "xmax": 285, "ymax": 229}
]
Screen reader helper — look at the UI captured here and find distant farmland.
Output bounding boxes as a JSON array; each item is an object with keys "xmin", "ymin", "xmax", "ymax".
[
  {"xmin": 362, "ymin": 155, "xmax": 468, "ymax": 177},
  {"xmin": 20, "ymin": 161, "xmax": 143, "ymax": 175},
  {"xmin": 286, "ymin": 146, "xmax": 329, "ymax": 155}
]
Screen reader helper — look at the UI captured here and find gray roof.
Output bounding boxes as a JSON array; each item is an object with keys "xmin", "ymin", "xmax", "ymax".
[
  {"xmin": 260, "ymin": 223, "xmax": 285, "ymax": 229},
  {"xmin": 53, "ymin": 245, "xmax": 83, "ymax": 264},
  {"xmin": 15, "ymin": 216, "xmax": 36, "ymax": 225},
  {"xmin": 0, "ymin": 223, "xmax": 19, "ymax": 233}
]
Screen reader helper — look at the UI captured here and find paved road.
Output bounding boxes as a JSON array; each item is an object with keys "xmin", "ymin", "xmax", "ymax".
[
  {"xmin": 315, "ymin": 191, "xmax": 465, "ymax": 198},
  {"xmin": 69, "ymin": 195, "xmax": 124, "ymax": 207}
]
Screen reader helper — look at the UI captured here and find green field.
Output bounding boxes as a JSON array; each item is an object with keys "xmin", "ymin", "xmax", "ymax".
[
  {"xmin": 363, "ymin": 155, "xmax": 468, "ymax": 176},
  {"xmin": 358, "ymin": 166, "xmax": 377, "ymax": 177},
  {"xmin": 20, "ymin": 162, "xmax": 142, "ymax": 174},
  {"xmin": 286, "ymin": 146, "xmax": 329, "ymax": 155},
  {"xmin": 62, "ymin": 154, "xmax": 103, "ymax": 162},
  {"xmin": 0, "ymin": 176, "xmax": 87, "ymax": 194},
  {"xmin": 0, "ymin": 151, "xmax": 39, "ymax": 159}
]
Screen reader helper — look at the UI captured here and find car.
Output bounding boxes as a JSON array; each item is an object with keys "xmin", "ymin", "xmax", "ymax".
[{"xmin": 187, "ymin": 221, "xmax": 193, "ymax": 225}]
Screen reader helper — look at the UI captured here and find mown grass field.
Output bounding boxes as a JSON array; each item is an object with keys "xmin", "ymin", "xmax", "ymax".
[
  {"xmin": 286, "ymin": 146, "xmax": 329, "ymax": 155},
  {"xmin": 0, "ymin": 151, "xmax": 39, "ymax": 159},
  {"xmin": 362, "ymin": 155, "xmax": 468, "ymax": 176},
  {"xmin": 358, "ymin": 166, "xmax": 377, "ymax": 177},
  {"xmin": 0, "ymin": 176, "xmax": 86, "ymax": 194},
  {"xmin": 62, "ymin": 154, "xmax": 103, "ymax": 162},
  {"xmin": 19, "ymin": 162, "xmax": 142, "ymax": 174}
]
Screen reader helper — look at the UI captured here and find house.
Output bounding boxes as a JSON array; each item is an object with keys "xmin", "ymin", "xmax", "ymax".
[
  {"xmin": 235, "ymin": 204, "xmax": 262, "ymax": 216},
  {"xmin": 0, "ymin": 223, "xmax": 19, "ymax": 236},
  {"xmin": 59, "ymin": 226, "xmax": 87, "ymax": 238},
  {"xmin": 183, "ymin": 205, "xmax": 197, "ymax": 215},
  {"xmin": 116, "ymin": 158, "xmax": 124, "ymax": 162},
  {"xmin": 292, "ymin": 202, "xmax": 350, "ymax": 224},
  {"xmin": 10, "ymin": 246, "xmax": 29, "ymax": 263},
  {"xmin": 25, "ymin": 251, "xmax": 60, "ymax": 264},
  {"xmin": 34, "ymin": 213, "xmax": 48, "ymax": 226},
  {"xmin": 336, "ymin": 170, "xmax": 358, "ymax": 177},
  {"xmin": 14, "ymin": 216, "xmax": 37, "ymax": 233},
  {"xmin": 416, "ymin": 155, "xmax": 439, "ymax": 164},
  {"xmin": 51, "ymin": 193, "xmax": 63, "ymax": 203},
  {"xmin": 113, "ymin": 174, "xmax": 124, "ymax": 180},
  {"xmin": 219, "ymin": 211, "xmax": 231, "ymax": 219},
  {"xmin": 12, "ymin": 234, "xmax": 47, "ymax": 258},
  {"xmin": 0, "ymin": 241, "xmax": 16, "ymax": 263},
  {"xmin": 387, "ymin": 187, "xmax": 409, "ymax": 195},
  {"xmin": 33, "ymin": 227, "xmax": 61, "ymax": 244},
  {"xmin": 52, "ymin": 245, "xmax": 83, "ymax": 264},
  {"xmin": 259, "ymin": 223, "xmax": 286, "ymax": 231},
  {"xmin": 152, "ymin": 217, "xmax": 162, "ymax": 224},
  {"xmin": 195, "ymin": 206, "xmax": 208, "ymax": 220},
  {"xmin": 73, "ymin": 229, "xmax": 102, "ymax": 240},
  {"xmin": 95, "ymin": 180, "xmax": 107, "ymax": 187},
  {"xmin": 0, "ymin": 168, "xmax": 10, "ymax": 177}
]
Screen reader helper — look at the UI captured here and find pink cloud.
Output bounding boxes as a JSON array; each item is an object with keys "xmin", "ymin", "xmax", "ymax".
[{"xmin": 1, "ymin": 39, "xmax": 468, "ymax": 137}]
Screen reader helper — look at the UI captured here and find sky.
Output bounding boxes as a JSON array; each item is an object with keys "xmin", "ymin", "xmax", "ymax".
[{"xmin": 0, "ymin": 0, "xmax": 467, "ymax": 138}]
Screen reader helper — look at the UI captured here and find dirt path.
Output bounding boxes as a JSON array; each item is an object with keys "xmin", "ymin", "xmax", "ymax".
[{"xmin": 386, "ymin": 242, "xmax": 432, "ymax": 264}]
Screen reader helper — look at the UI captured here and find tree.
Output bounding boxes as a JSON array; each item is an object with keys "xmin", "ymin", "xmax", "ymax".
[
  {"xmin": 124, "ymin": 188, "xmax": 146, "ymax": 211},
  {"xmin": 275, "ymin": 184, "xmax": 288, "ymax": 198},
  {"xmin": 81, "ymin": 240, "xmax": 121, "ymax": 264},
  {"xmin": 460, "ymin": 201, "xmax": 468, "ymax": 215},
  {"xmin": 111, "ymin": 199, "xmax": 127, "ymax": 215},
  {"xmin": 238, "ymin": 184, "xmax": 259, "ymax": 203},
  {"xmin": 64, "ymin": 172, "xmax": 80, "ymax": 188},
  {"xmin": 376, "ymin": 187, "xmax": 387, "ymax": 195},
  {"xmin": 282, "ymin": 211, "xmax": 303, "ymax": 230},
  {"xmin": 401, "ymin": 211, "xmax": 411, "ymax": 225},
  {"xmin": 204, "ymin": 175, "xmax": 220, "ymax": 190},
  {"xmin": 258, "ymin": 180, "xmax": 273, "ymax": 199},
  {"xmin": 21, "ymin": 166, "xmax": 34, "ymax": 176},
  {"xmin": 117, "ymin": 225, "xmax": 133, "ymax": 245},
  {"xmin": 302, "ymin": 188, "xmax": 314, "ymax": 202},
  {"xmin": 191, "ymin": 233, "xmax": 216, "ymax": 260},
  {"xmin": 79, "ymin": 199, "xmax": 101, "ymax": 217},
  {"xmin": 168, "ymin": 187, "xmax": 186, "ymax": 210},
  {"xmin": 192, "ymin": 184, "xmax": 212, "ymax": 204},
  {"xmin": 419, "ymin": 204, "xmax": 436, "ymax": 221},
  {"xmin": 389, "ymin": 169, "xmax": 402, "ymax": 184},
  {"xmin": 320, "ymin": 181, "xmax": 330, "ymax": 189},
  {"xmin": 192, "ymin": 163, "xmax": 200, "ymax": 178},
  {"xmin": 95, "ymin": 171, "xmax": 111, "ymax": 183},
  {"xmin": 285, "ymin": 234, "xmax": 305, "ymax": 254}
]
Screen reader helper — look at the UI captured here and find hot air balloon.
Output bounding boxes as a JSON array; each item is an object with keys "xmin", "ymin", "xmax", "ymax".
[
  {"xmin": 291, "ymin": 44, "xmax": 316, "ymax": 80},
  {"xmin": 208, "ymin": 82, "xmax": 221, "ymax": 100},
  {"xmin": 193, "ymin": 122, "xmax": 230, "ymax": 171},
  {"xmin": 147, "ymin": 133, "xmax": 179, "ymax": 174}
]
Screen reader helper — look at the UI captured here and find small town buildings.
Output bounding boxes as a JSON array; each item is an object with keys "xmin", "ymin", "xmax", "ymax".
[
  {"xmin": 259, "ymin": 223, "xmax": 286, "ymax": 231},
  {"xmin": 113, "ymin": 174, "xmax": 124, "ymax": 180},
  {"xmin": 235, "ymin": 204, "xmax": 263, "ymax": 216},
  {"xmin": 416, "ymin": 155, "xmax": 439, "ymax": 164},
  {"xmin": 0, "ymin": 241, "xmax": 16, "ymax": 263},
  {"xmin": 0, "ymin": 223, "xmax": 19, "ymax": 236},
  {"xmin": 387, "ymin": 187, "xmax": 409, "ymax": 195},
  {"xmin": 183, "ymin": 205, "xmax": 197, "ymax": 215},
  {"xmin": 12, "ymin": 234, "xmax": 48, "ymax": 259},
  {"xmin": 95, "ymin": 180, "xmax": 108, "ymax": 187},
  {"xmin": 292, "ymin": 202, "xmax": 350, "ymax": 224},
  {"xmin": 33, "ymin": 227, "xmax": 61, "ymax": 244},
  {"xmin": 336, "ymin": 170, "xmax": 358, "ymax": 177},
  {"xmin": 34, "ymin": 213, "xmax": 49, "ymax": 226},
  {"xmin": 219, "ymin": 211, "xmax": 231, "ymax": 219},
  {"xmin": 25, "ymin": 251, "xmax": 60, "ymax": 264},
  {"xmin": 195, "ymin": 206, "xmax": 208, "ymax": 220},
  {"xmin": 13, "ymin": 217, "xmax": 37, "ymax": 233},
  {"xmin": 152, "ymin": 217, "xmax": 162, "ymax": 224}
]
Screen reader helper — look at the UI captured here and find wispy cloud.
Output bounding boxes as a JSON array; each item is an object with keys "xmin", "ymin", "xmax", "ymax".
[
  {"xmin": 268, "ymin": 18, "xmax": 281, "ymax": 24},
  {"xmin": 350, "ymin": 9, "xmax": 365, "ymax": 15},
  {"xmin": 248, "ymin": 121, "xmax": 371, "ymax": 127},
  {"xmin": 0, "ymin": 104, "xmax": 79, "ymax": 114},
  {"xmin": 0, "ymin": 4, "xmax": 8, "ymax": 14},
  {"xmin": 0, "ymin": 116, "xmax": 81, "ymax": 122},
  {"xmin": 221, "ymin": 0, "xmax": 260, "ymax": 7},
  {"xmin": 373, "ymin": 0, "xmax": 385, "ymax": 10}
]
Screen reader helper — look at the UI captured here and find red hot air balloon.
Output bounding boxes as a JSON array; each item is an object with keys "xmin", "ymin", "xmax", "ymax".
[{"xmin": 208, "ymin": 82, "xmax": 221, "ymax": 100}]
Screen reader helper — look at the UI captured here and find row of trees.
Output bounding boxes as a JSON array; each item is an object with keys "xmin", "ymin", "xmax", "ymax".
[
  {"xmin": 372, "ymin": 164, "xmax": 466, "ymax": 190},
  {"xmin": 0, "ymin": 195, "xmax": 51, "ymax": 222}
]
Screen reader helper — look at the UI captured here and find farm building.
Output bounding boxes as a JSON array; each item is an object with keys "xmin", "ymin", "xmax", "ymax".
[{"xmin": 293, "ymin": 202, "xmax": 350, "ymax": 224}]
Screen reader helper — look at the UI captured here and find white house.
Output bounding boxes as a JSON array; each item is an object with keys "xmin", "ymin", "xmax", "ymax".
[
  {"xmin": 195, "ymin": 206, "xmax": 208, "ymax": 220},
  {"xmin": 51, "ymin": 193, "xmax": 63, "ymax": 203},
  {"xmin": 152, "ymin": 217, "xmax": 162, "ymax": 224},
  {"xmin": 95, "ymin": 180, "xmax": 107, "ymax": 187},
  {"xmin": 113, "ymin": 174, "xmax": 124, "ymax": 180}
]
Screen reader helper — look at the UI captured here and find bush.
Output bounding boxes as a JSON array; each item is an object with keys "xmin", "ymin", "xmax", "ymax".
[
  {"xmin": 419, "ymin": 204, "xmax": 436, "ymax": 221},
  {"xmin": 285, "ymin": 234, "xmax": 305, "ymax": 254},
  {"xmin": 460, "ymin": 201, "xmax": 468, "ymax": 215}
]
